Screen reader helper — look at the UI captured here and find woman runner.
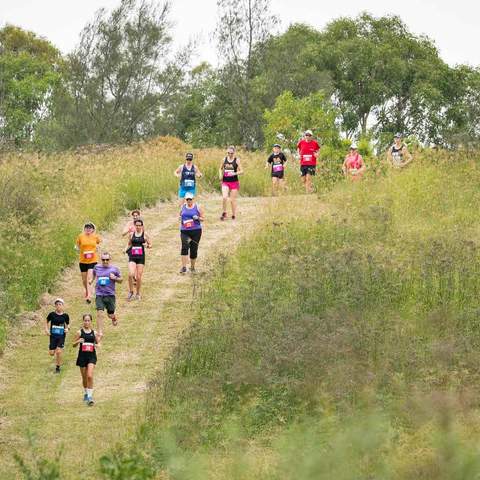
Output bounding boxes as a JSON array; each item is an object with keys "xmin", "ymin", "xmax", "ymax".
[
  {"xmin": 73, "ymin": 314, "xmax": 99, "ymax": 406},
  {"xmin": 266, "ymin": 144, "xmax": 287, "ymax": 194},
  {"xmin": 179, "ymin": 191, "xmax": 205, "ymax": 274},
  {"xmin": 75, "ymin": 222, "xmax": 101, "ymax": 304},
  {"xmin": 342, "ymin": 143, "xmax": 366, "ymax": 181},
  {"xmin": 126, "ymin": 218, "xmax": 152, "ymax": 301},
  {"xmin": 122, "ymin": 209, "xmax": 141, "ymax": 237},
  {"xmin": 219, "ymin": 146, "xmax": 243, "ymax": 220},
  {"xmin": 174, "ymin": 153, "xmax": 203, "ymax": 205}
]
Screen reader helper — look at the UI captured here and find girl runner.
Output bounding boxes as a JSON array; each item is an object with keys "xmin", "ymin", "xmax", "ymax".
[
  {"xmin": 45, "ymin": 298, "xmax": 70, "ymax": 374},
  {"xmin": 72, "ymin": 313, "xmax": 99, "ymax": 406},
  {"xmin": 266, "ymin": 144, "xmax": 287, "ymax": 194},
  {"xmin": 179, "ymin": 191, "xmax": 205, "ymax": 274},
  {"xmin": 75, "ymin": 222, "xmax": 101, "ymax": 304},
  {"xmin": 388, "ymin": 133, "xmax": 413, "ymax": 168},
  {"xmin": 174, "ymin": 153, "xmax": 203, "ymax": 205},
  {"xmin": 126, "ymin": 218, "xmax": 152, "ymax": 300},
  {"xmin": 342, "ymin": 143, "xmax": 366, "ymax": 181},
  {"xmin": 219, "ymin": 146, "xmax": 243, "ymax": 220}
]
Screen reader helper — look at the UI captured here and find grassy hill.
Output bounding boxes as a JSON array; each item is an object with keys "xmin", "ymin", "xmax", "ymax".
[{"xmin": 98, "ymin": 150, "xmax": 480, "ymax": 479}]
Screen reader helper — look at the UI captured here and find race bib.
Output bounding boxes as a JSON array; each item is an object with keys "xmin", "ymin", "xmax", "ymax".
[
  {"xmin": 131, "ymin": 246, "xmax": 143, "ymax": 256},
  {"xmin": 81, "ymin": 342, "xmax": 94, "ymax": 352},
  {"xmin": 302, "ymin": 154, "xmax": 312, "ymax": 161},
  {"xmin": 183, "ymin": 219, "xmax": 195, "ymax": 229},
  {"xmin": 224, "ymin": 170, "xmax": 235, "ymax": 177},
  {"xmin": 273, "ymin": 164, "xmax": 284, "ymax": 172},
  {"xmin": 97, "ymin": 276, "xmax": 110, "ymax": 286},
  {"xmin": 83, "ymin": 251, "xmax": 94, "ymax": 260},
  {"xmin": 183, "ymin": 179, "xmax": 195, "ymax": 188},
  {"xmin": 51, "ymin": 325, "xmax": 64, "ymax": 336}
]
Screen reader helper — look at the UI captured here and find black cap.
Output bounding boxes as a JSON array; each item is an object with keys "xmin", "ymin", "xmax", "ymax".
[
  {"xmin": 273, "ymin": 144, "xmax": 281, "ymax": 148},
  {"xmin": 185, "ymin": 152, "xmax": 194, "ymax": 160}
]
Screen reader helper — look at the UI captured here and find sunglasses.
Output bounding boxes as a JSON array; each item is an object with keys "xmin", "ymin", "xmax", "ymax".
[
  {"xmin": 186, "ymin": 198, "xmax": 194, "ymax": 201},
  {"xmin": 101, "ymin": 259, "xmax": 110, "ymax": 262}
]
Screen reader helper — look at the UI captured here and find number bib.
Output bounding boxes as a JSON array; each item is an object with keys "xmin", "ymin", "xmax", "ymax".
[
  {"xmin": 183, "ymin": 179, "xmax": 195, "ymax": 188},
  {"xmin": 183, "ymin": 219, "xmax": 195, "ymax": 229},
  {"xmin": 97, "ymin": 276, "xmax": 110, "ymax": 286},
  {"xmin": 273, "ymin": 164, "xmax": 284, "ymax": 172},
  {"xmin": 131, "ymin": 246, "xmax": 143, "ymax": 256},
  {"xmin": 83, "ymin": 251, "xmax": 94, "ymax": 260},
  {"xmin": 81, "ymin": 342, "xmax": 94, "ymax": 352},
  {"xmin": 224, "ymin": 170, "xmax": 235, "ymax": 177},
  {"xmin": 51, "ymin": 325, "xmax": 64, "ymax": 336}
]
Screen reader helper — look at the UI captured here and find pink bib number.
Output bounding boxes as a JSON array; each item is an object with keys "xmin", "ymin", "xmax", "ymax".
[
  {"xmin": 131, "ymin": 246, "xmax": 143, "ymax": 256},
  {"xmin": 224, "ymin": 170, "xmax": 234, "ymax": 177},
  {"xmin": 273, "ymin": 164, "xmax": 284, "ymax": 172},
  {"xmin": 83, "ymin": 251, "xmax": 94, "ymax": 260},
  {"xmin": 82, "ymin": 342, "xmax": 94, "ymax": 352}
]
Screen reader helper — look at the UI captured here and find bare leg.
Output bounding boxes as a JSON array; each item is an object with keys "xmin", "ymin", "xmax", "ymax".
[
  {"xmin": 181, "ymin": 255, "xmax": 189, "ymax": 268},
  {"xmin": 81, "ymin": 272, "xmax": 88, "ymax": 298},
  {"xmin": 190, "ymin": 258, "xmax": 196, "ymax": 269},
  {"xmin": 221, "ymin": 185, "xmax": 230, "ymax": 215},
  {"xmin": 135, "ymin": 264, "xmax": 144, "ymax": 296},
  {"xmin": 128, "ymin": 262, "xmax": 136, "ymax": 295},
  {"xmin": 96, "ymin": 310, "xmax": 105, "ymax": 337},
  {"xmin": 80, "ymin": 367, "xmax": 88, "ymax": 388},
  {"xmin": 230, "ymin": 189, "xmax": 238, "ymax": 217},
  {"xmin": 86, "ymin": 364, "xmax": 95, "ymax": 388},
  {"xmin": 87, "ymin": 269, "xmax": 95, "ymax": 299},
  {"xmin": 55, "ymin": 348, "xmax": 63, "ymax": 367}
]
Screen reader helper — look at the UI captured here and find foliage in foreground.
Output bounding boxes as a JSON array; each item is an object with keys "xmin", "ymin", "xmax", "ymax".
[{"xmin": 101, "ymin": 151, "xmax": 480, "ymax": 479}]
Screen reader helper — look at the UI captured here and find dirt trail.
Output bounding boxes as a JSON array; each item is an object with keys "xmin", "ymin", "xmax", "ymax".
[{"xmin": 0, "ymin": 194, "xmax": 271, "ymax": 478}]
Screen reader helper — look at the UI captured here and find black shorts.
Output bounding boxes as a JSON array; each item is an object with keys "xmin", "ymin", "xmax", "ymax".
[
  {"xmin": 76, "ymin": 352, "xmax": 97, "ymax": 367},
  {"xmin": 300, "ymin": 165, "xmax": 316, "ymax": 177},
  {"xmin": 271, "ymin": 171, "xmax": 285, "ymax": 179},
  {"xmin": 128, "ymin": 256, "xmax": 145, "ymax": 265},
  {"xmin": 79, "ymin": 262, "xmax": 97, "ymax": 273},
  {"xmin": 95, "ymin": 295, "xmax": 116, "ymax": 314},
  {"xmin": 49, "ymin": 335, "xmax": 65, "ymax": 350}
]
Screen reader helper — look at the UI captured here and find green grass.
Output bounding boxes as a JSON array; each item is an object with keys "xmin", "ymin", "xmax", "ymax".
[{"xmin": 99, "ymin": 150, "xmax": 480, "ymax": 479}]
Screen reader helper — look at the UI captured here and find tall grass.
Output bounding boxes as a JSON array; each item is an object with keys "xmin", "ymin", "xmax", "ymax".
[
  {"xmin": 0, "ymin": 138, "xmax": 270, "ymax": 351},
  {"xmin": 100, "ymin": 150, "xmax": 480, "ymax": 479}
]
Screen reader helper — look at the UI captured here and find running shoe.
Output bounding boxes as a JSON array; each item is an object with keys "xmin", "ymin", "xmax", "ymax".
[
  {"xmin": 83, "ymin": 393, "xmax": 88, "ymax": 402},
  {"xmin": 55, "ymin": 366, "xmax": 61, "ymax": 374},
  {"xmin": 86, "ymin": 298, "xmax": 92, "ymax": 305},
  {"xmin": 135, "ymin": 294, "xmax": 141, "ymax": 301},
  {"xmin": 220, "ymin": 212, "xmax": 227, "ymax": 221},
  {"xmin": 190, "ymin": 267, "xmax": 196, "ymax": 273},
  {"xmin": 87, "ymin": 397, "xmax": 95, "ymax": 406},
  {"xmin": 127, "ymin": 291, "xmax": 134, "ymax": 301},
  {"xmin": 231, "ymin": 215, "xmax": 236, "ymax": 220},
  {"xmin": 111, "ymin": 315, "xmax": 118, "ymax": 326},
  {"xmin": 179, "ymin": 267, "xmax": 187, "ymax": 274}
]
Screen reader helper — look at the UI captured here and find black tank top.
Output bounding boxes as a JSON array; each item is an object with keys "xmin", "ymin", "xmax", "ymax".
[
  {"xmin": 391, "ymin": 144, "xmax": 405, "ymax": 165},
  {"xmin": 79, "ymin": 328, "xmax": 96, "ymax": 354},
  {"xmin": 130, "ymin": 231, "xmax": 145, "ymax": 257},
  {"xmin": 223, "ymin": 157, "xmax": 238, "ymax": 182}
]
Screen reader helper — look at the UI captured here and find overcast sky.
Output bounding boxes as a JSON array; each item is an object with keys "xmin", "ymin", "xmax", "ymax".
[{"xmin": 2, "ymin": 0, "xmax": 479, "ymax": 67}]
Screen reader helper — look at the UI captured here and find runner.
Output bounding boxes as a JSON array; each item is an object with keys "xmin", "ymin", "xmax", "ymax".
[
  {"xmin": 90, "ymin": 252, "xmax": 122, "ymax": 336},
  {"xmin": 122, "ymin": 209, "xmax": 141, "ymax": 237},
  {"xmin": 266, "ymin": 144, "xmax": 287, "ymax": 194},
  {"xmin": 388, "ymin": 133, "xmax": 413, "ymax": 169},
  {"xmin": 45, "ymin": 298, "xmax": 70, "ymax": 374},
  {"xmin": 126, "ymin": 218, "xmax": 152, "ymax": 301},
  {"xmin": 342, "ymin": 143, "xmax": 366, "ymax": 181},
  {"xmin": 219, "ymin": 146, "xmax": 243, "ymax": 220},
  {"xmin": 179, "ymin": 192, "xmax": 205, "ymax": 274},
  {"xmin": 72, "ymin": 313, "xmax": 99, "ymax": 406},
  {"xmin": 174, "ymin": 153, "xmax": 203, "ymax": 205},
  {"xmin": 297, "ymin": 130, "xmax": 320, "ymax": 193},
  {"xmin": 75, "ymin": 222, "xmax": 101, "ymax": 304}
]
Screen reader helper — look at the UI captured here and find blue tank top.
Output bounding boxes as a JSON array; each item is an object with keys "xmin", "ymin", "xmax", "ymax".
[
  {"xmin": 180, "ymin": 204, "xmax": 202, "ymax": 231},
  {"xmin": 180, "ymin": 164, "xmax": 196, "ymax": 190}
]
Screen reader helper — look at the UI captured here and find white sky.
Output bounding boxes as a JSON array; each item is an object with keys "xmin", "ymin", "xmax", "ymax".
[{"xmin": 1, "ymin": 0, "xmax": 479, "ymax": 67}]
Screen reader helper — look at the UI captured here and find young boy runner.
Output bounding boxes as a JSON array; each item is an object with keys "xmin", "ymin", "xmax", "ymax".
[{"xmin": 45, "ymin": 298, "xmax": 70, "ymax": 373}]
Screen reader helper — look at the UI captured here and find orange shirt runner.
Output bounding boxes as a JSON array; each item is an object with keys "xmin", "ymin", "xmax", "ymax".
[{"xmin": 76, "ymin": 233, "xmax": 101, "ymax": 264}]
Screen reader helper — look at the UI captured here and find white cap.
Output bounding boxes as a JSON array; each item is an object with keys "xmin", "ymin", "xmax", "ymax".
[
  {"xmin": 304, "ymin": 130, "xmax": 313, "ymax": 136},
  {"xmin": 350, "ymin": 143, "xmax": 358, "ymax": 149},
  {"xmin": 54, "ymin": 298, "xmax": 64, "ymax": 305},
  {"xmin": 185, "ymin": 192, "xmax": 194, "ymax": 199}
]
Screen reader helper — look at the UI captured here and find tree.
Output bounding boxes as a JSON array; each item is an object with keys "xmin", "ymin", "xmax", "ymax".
[
  {"xmin": 215, "ymin": 0, "xmax": 278, "ymax": 148},
  {"xmin": 48, "ymin": 0, "xmax": 188, "ymax": 147},
  {"xmin": 0, "ymin": 25, "xmax": 62, "ymax": 147}
]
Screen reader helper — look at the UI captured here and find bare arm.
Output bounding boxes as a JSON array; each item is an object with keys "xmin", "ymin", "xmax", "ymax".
[
  {"xmin": 197, "ymin": 205, "xmax": 206, "ymax": 222},
  {"xmin": 72, "ymin": 330, "xmax": 83, "ymax": 347},
  {"xmin": 402, "ymin": 146, "xmax": 413, "ymax": 166},
  {"xmin": 174, "ymin": 165, "xmax": 182, "ymax": 177},
  {"xmin": 236, "ymin": 158, "xmax": 244, "ymax": 175},
  {"xmin": 45, "ymin": 319, "xmax": 51, "ymax": 336},
  {"xmin": 144, "ymin": 232, "xmax": 152, "ymax": 248},
  {"xmin": 194, "ymin": 165, "xmax": 203, "ymax": 178},
  {"xmin": 122, "ymin": 222, "xmax": 133, "ymax": 237},
  {"xmin": 218, "ymin": 161, "xmax": 224, "ymax": 180}
]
